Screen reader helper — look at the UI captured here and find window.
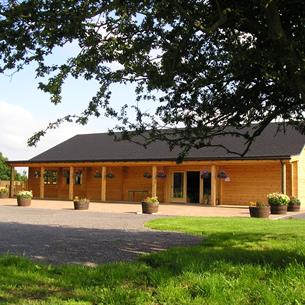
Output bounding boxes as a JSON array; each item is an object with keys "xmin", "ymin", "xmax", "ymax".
[
  {"xmin": 75, "ymin": 171, "xmax": 82, "ymax": 185},
  {"xmin": 173, "ymin": 172, "xmax": 184, "ymax": 198},
  {"xmin": 44, "ymin": 170, "xmax": 58, "ymax": 185},
  {"xmin": 65, "ymin": 170, "xmax": 82, "ymax": 185}
]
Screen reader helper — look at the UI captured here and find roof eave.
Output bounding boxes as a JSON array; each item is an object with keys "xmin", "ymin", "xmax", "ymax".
[{"xmin": 7, "ymin": 155, "xmax": 292, "ymax": 166}]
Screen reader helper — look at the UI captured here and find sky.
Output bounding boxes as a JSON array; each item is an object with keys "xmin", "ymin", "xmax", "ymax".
[{"xmin": 0, "ymin": 43, "xmax": 147, "ymax": 166}]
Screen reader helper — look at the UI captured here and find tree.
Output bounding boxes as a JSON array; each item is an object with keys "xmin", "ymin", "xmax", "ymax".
[
  {"xmin": 0, "ymin": 152, "xmax": 10, "ymax": 180},
  {"xmin": 0, "ymin": 153, "xmax": 27, "ymax": 181},
  {"xmin": 1, "ymin": 0, "xmax": 304, "ymax": 160}
]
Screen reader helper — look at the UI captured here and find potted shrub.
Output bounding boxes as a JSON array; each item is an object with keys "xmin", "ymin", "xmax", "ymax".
[
  {"xmin": 267, "ymin": 192, "xmax": 290, "ymax": 214},
  {"xmin": 249, "ymin": 201, "xmax": 270, "ymax": 218},
  {"xmin": 142, "ymin": 196, "xmax": 159, "ymax": 214},
  {"xmin": 288, "ymin": 197, "xmax": 301, "ymax": 212},
  {"xmin": 16, "ymin": 190, "xmax": 33, "ymax": 207},
  {"xmin": 73, "ymin": 197, "xmax": 90, "ymax": 210},
  {"xmin": 0, "ymin": 187, "xmax": 9, "ymax": 199}
]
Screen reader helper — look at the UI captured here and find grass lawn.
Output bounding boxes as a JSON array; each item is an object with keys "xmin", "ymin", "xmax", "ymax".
[{"xmin": 1, "ymin": 217, "xmax": 305, "ymax": 304}]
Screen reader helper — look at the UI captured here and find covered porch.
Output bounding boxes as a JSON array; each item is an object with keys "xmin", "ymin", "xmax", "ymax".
[{"xmin": 8, "ymin": 159, "xmax": 296, "ymax": 206}]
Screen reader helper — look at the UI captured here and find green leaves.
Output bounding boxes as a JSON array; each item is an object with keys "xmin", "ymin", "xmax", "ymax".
[{"xmin": 1, "ymin": 0, "xmax": 305, "ymax": 157}]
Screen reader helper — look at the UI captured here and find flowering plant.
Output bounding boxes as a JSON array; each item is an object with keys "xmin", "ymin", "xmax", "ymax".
[
  {"xmin": 17, "ymin": 190, "xmax": 33, "ymax": 199},
  {"xmin": 143, "ymin": 196, "xmax": 159, "ymax": 203},
  {"xmin": 0, "ymin": 187, "xmax": 8, "ymax": 194},
  {"xmin": 267, "ymin": 192, "xmax": 290, "ymax": 206}
]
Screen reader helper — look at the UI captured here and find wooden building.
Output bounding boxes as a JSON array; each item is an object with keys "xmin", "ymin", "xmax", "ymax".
[{"xmin": 8, "ymin": 123, "xmax": 305, "ymax": 206}]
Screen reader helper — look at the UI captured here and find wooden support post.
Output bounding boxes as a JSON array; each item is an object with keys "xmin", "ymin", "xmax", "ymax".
[
  {"xmin": 69, "ymin": 166, "xmax": 74, "ymax": 200},
  {"xmin": 9, "ymin": 166, "xmax": 15, "ymax": 198},
  {"xmin": 211, "ymin": 165, "xmax": 217, "ymax": 206},
  {"xmin": 152, "ymin": 165, "xmax": 157, "ymax": 197},
  {"xmin": 101, "ymin": 166, "xmax": 106, "ymax": 201},
  {"xmin": 281, "ymin": 161, "xmax": 287, "ymax": 194},
  {"xmin": 40, "ymin": 167, "xmax": 45, "ymax": 199}
]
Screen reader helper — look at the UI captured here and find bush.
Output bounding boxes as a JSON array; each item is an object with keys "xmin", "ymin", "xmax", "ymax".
[
  {"xmin": 267, "ymin": 192, "xmax": 290, "ymax": 206},
  {"xmin": 288, "ymin": 196, "xmax": 301, "ymax": 206},
  {"xmin": 0, "ymin": 187, "xmax": 8, "ymax": 194}
]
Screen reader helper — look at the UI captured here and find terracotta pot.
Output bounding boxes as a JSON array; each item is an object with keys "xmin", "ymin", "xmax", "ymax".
[
  {"xmin": 142, "ymin": 201, "xmax": 159, "ymax": 214},
  {"xmin": 270, "ymin": 205, "xmax": 287, "ymax": 215},
  {"xmin": 249, "ymin": 206, "xmax": 270, "ymax": 218},
  {"xmin": 74, "ymin": 200, "xmax": 89, "ymax": 210},
  {"xmin": 17, "ymin": 198, "xmax": 31, "ymax": 207},
  {"xmin": 0, "ymin": 193, "xmax": 8, "ymax": 199},
  {"xmin": 287, "ymin": 204, "xmax": 301, "ymax": 212}
]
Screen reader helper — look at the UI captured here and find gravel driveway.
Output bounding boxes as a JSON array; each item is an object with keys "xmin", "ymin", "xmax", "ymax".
[{"xmin": 0, "ymin": 205, "xmax": 201, "ymax": 265}]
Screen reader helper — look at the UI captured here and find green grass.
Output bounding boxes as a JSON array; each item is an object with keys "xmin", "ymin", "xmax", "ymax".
[{"xmin": 1, "ymin": 217, "xmax": 305, "ymax": 304}]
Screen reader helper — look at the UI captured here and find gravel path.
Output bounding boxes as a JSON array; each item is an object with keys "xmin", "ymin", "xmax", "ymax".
[{"xmin": 0, "ymin": 205, "xmax": 201, "ymax": 265}]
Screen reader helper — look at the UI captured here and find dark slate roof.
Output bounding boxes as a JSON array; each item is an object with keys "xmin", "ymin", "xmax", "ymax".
[{"xmin": 24, "ymin": 123, "xmax": 305, "ymax": 163}]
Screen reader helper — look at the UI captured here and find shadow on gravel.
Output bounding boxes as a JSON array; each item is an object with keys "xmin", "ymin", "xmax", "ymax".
[{"xmin": 0, "ymin": 222, "xmax": 202, "ymax": 265}]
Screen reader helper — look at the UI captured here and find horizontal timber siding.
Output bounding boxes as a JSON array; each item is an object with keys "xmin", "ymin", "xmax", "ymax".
[{"xmin": 221, "ymin": 163, "xmax": 290, "ymax": 205}]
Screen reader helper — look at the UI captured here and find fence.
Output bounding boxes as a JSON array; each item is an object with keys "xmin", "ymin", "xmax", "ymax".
[{"xmin": 0, "ymin": 180, "xmax": 28, "ymax": 196}]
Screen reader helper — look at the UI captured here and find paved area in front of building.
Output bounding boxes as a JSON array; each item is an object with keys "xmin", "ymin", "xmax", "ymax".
[
  {"xmin": 0, "ymin": 199, "xmax": 304, "ymax": 265},
  {"xmin": 1, "ymin": 198, "xmax": 304, "ymax": 218},
  {"xmin": 0, "ymin": 203, "xmax": 201, "ymax": 265}
]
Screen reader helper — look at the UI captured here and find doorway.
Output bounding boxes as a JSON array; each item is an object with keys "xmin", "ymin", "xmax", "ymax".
[{"xmin": 187, "ymin": 171, "xmax": 200, "ymax": 203}]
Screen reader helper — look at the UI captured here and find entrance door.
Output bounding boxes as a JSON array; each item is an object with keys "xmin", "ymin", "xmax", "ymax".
[{"xmin": 187, "ymin": 171, "xmax": 200, "ymax": 203}]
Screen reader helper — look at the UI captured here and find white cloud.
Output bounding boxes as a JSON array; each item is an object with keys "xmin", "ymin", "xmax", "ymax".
[{"xmin": 0, "ymin": 101, "xmax": 96, "ymax": 162}]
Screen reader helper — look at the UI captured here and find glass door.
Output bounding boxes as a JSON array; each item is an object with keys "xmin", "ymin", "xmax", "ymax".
[{"xmin": 171, "ymin": 172, "xmax": 186, "ymax": 202}]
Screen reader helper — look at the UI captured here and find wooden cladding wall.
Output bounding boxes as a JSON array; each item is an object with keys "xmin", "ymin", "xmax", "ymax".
[
  {"xmin": 57, "ymin": 168, "xmax": 69, "ymax": 199},
  {"xmin": 106, "ymin": 167, "xmax": 123, "ymax": 201},
  {"xmin": 122, "ymin": 166, "xmax": 165, "ymax": 202},
  {"xmin": 292, "ymin": 161, "xmax": 298, "ymax": 197},
  {"xmin": 221, "ymin": 163, "xmax": 292, "ymax": 205},
  {"xmin": 28, "ymin": 167, "xmax": 40, "ymax": 197}
]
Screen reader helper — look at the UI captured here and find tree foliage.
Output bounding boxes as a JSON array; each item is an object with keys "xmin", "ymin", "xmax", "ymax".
[
  {"xmin": 0, "ymin": 152, "xmax": 10, "ymax": 180},
  {"xmin": 0, "ymin": 152, "xmax": 27, "ymax": 181},
  {"xmin": 1, "ymin": 0, "xmax": 305, "ymax": 159}
]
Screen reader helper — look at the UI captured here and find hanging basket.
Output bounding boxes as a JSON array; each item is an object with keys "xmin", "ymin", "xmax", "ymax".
[
  {"xmin": 63, "ymin": 171, "xmax": 69, "ymax": 178},
  {"xmin": 34, "ymin": 170, "xmax": 40, "ymax": 178},
  {"xmin": 94, "ymin": 171, "xmax": 101, "ymax": 178},
  {"xmin": 217, "ymin": 171, "xmax": 228, "ymax": 179},
  {"xmin": 200, "ymin": 170, "xmax": 210, "ymax": 179},
  {"xmin": 143, "ymin": 172, "xmax": 152, "ymax": 179},
  {"xmin": 156, "ymin": 171, "xmax": 166, "ymax": 178},
  {"xmin": 106, "ymin": 172, "xmax": 115, "ymax": 179}
]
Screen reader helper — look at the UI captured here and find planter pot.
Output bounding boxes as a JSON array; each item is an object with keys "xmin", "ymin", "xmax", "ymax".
[
  {"xmin": 142, "ymin": 201, "xmax": 159, "ymax": 214},
  {"xmin": 74, "ymin": 200, "xmax": 89, "ymax": 210},
  {"xmin": 17, "ymin": 198, "xmax": 31, "ymax": 207},
  {"xmin": 270, "ymin": 205, "xmax": 287, "ymax": 215},
  {"xmin": 0, "ymin": 193, "xmax": 8, "ymax": 199},
  {"xmin": 249, "ymin": 206, "xmax": 270, "ymax": 218},
  {"xmin": 288, "ymin": 204, "xmax": 301, "ymax": 212}
]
